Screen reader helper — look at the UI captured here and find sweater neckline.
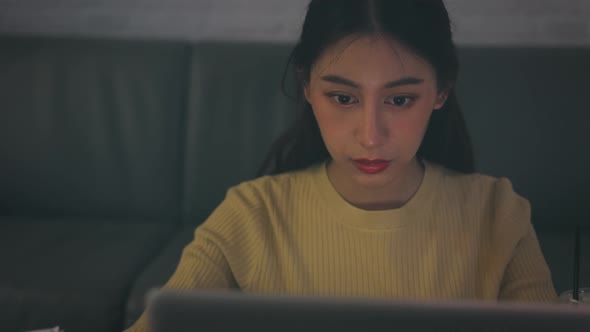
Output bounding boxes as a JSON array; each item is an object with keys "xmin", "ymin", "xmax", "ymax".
[{"xmin": 311, "ymin": 159, "xmax": 440, "ymax": 230}]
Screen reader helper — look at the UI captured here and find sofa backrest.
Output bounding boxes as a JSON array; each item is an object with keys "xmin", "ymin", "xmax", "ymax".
[
  {"xmin": 0, "ymin": 37, "xmax": 189, "ymax": 222},
  {"xmin": 1, "ymin": 36, "xmax": 588, "ymax": 229},
  {"xmin": 180, "ymin": 42, "xmax": 296, "ymax": 224},
  {"xmin": 182, "ymin": 42, "xmax": 590, "ymax": 228}
]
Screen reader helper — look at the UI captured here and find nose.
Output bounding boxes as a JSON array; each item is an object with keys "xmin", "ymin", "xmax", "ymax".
[{"xmin": 355, "ymin": 101, "xmax": 387, "ymax": 149}]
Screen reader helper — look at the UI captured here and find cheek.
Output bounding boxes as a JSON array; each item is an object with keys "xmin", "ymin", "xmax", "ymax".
[
  {"xmin": 388, "ymin": 108, "xmax": 433, "ymax": 144},
  {"xmin": 310, "ymin": 94, "xmax": 340, "ymax": 131},
  {"xmin": 309, "ymin": 98, "xmax": 350, "ymax": 151}
]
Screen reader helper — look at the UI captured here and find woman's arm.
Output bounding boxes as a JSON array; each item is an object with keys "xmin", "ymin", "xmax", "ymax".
[
  {"xmin": 124, "ymin": 184, "xmax": 266, "ymax": 331},
  {"xmin": 498, "ymin": 223, "xmax": 557, "ymax": 302},
  {"xmin": 124, "ymin": 227, "xmax": 238, "ymax": 332}
]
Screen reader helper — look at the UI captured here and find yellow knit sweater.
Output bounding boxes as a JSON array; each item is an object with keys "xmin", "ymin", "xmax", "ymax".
[{"xmin": 126, "ymin": 161, "xmax": 556, "ymax": 331}]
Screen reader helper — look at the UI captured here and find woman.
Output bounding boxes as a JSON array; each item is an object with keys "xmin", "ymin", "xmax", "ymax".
[{"xmin": 127, "ymin": 0, "xmax": 556, "ymax": 330}]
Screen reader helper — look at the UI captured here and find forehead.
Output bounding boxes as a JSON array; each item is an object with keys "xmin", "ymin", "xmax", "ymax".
[{"xmin": 311, "ymin": 35, "xmax": 436, "ymax": 84}]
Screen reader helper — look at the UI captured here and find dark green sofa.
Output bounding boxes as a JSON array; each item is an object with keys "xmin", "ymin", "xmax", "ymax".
[{"xmin": 0, "ymin": 36, "xmax": 588, "ymax": 331}]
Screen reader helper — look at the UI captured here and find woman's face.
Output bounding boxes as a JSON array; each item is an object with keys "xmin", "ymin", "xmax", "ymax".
[{"xmin": 304, "ymin": 35, "xmax": 448, "ymax": 195}]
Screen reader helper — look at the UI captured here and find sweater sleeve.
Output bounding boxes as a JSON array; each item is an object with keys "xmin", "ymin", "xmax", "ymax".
[
  {"xmin": 492, "ymin": 179, "xmax": 557, "ymax": 302},
  {"xmin": 498, "ymin": 224, "xmax": 557, "ymax": 302},
  {"xmin": 124, "ymin": 229, "xmax": 238, "ymax": 332},
  {"xmin": 124, "ymin": 185, "xmax": 265, "ymax": 332}
]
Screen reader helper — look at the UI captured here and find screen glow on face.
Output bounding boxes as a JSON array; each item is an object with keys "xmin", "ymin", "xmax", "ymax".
[{"xmin": 305, "ymin": 35, "xmax": 447, "ymax": 194}]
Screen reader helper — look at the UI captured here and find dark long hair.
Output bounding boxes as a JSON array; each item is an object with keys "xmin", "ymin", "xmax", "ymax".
[{"xmin": 259, "ymin": 0, "xmax": 474, "ymax": 176}]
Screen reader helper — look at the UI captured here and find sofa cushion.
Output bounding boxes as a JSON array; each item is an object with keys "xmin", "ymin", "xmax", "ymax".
[
  {"xmin": 0, "ymin": 218, "xmax": 175, "ymax": 332},
  {"xmin": 0, "ymin": 36, "xmax": 189, "ymax": 222},
  {"xmin": 181, "ymin": 42, "xmax": 296, "ymax": 224}
]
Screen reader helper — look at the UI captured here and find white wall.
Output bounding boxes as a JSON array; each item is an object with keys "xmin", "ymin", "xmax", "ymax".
[
  {"xmin": 1, "ymin": 0, "xmax": 589, "ymax": 46},
  {"xmin": 445, "ymin": 0, "xmax": 590, "ymax": 46}
]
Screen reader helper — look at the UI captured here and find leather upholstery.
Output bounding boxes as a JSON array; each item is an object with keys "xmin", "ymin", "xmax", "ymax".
[
  {"xmin": 0, "ymin": 37, "xmax": 588, "ymax": 331},
  {"xmin": 0, "ymin": 37, "xmax": 188, "ymax": 221}
]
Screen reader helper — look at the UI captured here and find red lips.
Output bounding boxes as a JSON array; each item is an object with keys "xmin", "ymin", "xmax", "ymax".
[{"xmin": 353, "ymin": 159, "xmax": 391, "ymax": 174}]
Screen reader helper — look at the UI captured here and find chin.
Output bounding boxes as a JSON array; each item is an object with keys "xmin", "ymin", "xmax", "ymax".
[{"xmin": 351, "ymin": 171, "xmax": 395, "ymax": 189}]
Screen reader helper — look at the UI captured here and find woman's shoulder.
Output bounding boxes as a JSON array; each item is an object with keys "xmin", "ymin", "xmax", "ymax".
[
  {"xmin": 430, "ymin": 162, "xmax": 531, "ymax": 230},
  {"xmin": 197, "ymin": 165, "xmax": 322, "ymax": 240},
  {"xmin": 223, "ymin": 163, "xmax": 322, "ymax": 209},
  {"xmin": 430, "ymin": 162, "xmax": 522, "ymax": 200}
]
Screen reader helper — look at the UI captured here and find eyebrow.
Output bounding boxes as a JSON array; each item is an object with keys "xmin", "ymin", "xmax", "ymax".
[{"xmin": 320, "ymin": 75, "xmax": 424, "ymax": 89}]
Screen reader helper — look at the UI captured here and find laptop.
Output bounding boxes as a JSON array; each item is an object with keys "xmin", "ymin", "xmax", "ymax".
[{"xmin": 147, "ymin": 290, "xmax": 590, "ymax": 332}]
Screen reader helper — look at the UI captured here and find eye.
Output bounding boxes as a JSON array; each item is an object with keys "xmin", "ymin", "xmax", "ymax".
[
  {"xmin": 386, "ymin": 96, "xmax": 415, "ymax": 107},
  {"xmin": 329, "ymin": 93, "xmax": 358, "ymax": 105}
]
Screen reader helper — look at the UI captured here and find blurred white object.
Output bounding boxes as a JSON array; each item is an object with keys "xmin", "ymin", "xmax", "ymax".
[
  {"xmin": 560, "ymin": 288, "xmax": 590, "ymax": 304},
  {"xmin": 25, "ymin": 327, "xmax": 63, "ymax": 332}
]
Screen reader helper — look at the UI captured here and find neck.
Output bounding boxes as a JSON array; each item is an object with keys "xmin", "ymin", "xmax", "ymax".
[{"xmin": 327, "ymin": 158, "xmax": 425, "ymax": 211}]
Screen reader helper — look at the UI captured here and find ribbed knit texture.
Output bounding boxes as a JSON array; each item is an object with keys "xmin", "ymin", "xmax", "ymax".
[{"xmin": 126, "ymin": 161, "xmax": 556, "ymax": 331}]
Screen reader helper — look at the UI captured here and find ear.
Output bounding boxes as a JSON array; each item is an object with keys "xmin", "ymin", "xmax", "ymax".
[
  {"xmin": 303, "ymin": 82, "xmax": 312, "ymax": 104},
  {"xmin": 434, "ymin": 88, "xmax": 450, "ymax": 110}
]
